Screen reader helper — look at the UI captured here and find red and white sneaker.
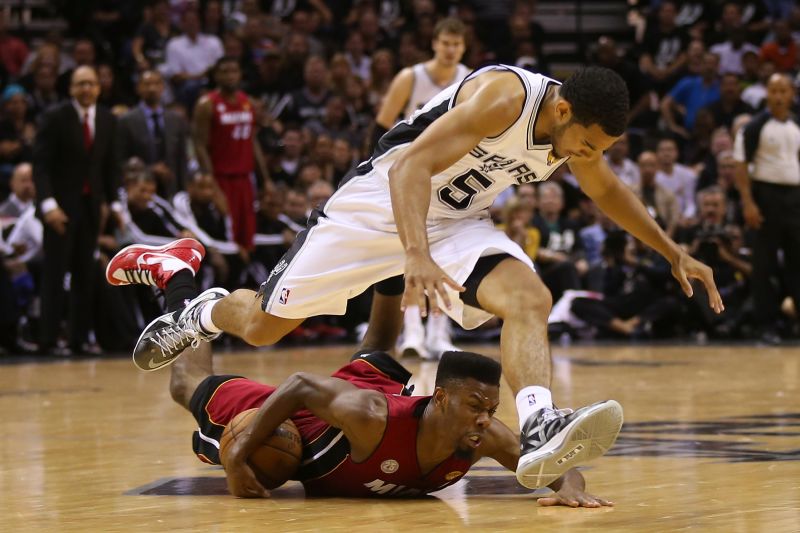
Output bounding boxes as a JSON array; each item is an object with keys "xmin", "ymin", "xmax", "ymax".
[{"xmin": 106, "ymin": 238, "xmax": 205, "ymax": 289}]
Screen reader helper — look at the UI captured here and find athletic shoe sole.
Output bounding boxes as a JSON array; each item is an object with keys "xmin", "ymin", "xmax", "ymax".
[
  {"xmin": 516, "ymin": 400, "xmax": 624, "ymax": 489},
  {"xmin": 132, "ymin": 313, "xmax": 184, "ymax": 372},
  {"xmin": 105, "ymin": 238, "xmax": 205, "ymax": 287}
]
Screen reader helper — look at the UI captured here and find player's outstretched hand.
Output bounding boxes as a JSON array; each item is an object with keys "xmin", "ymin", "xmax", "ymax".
[
  {"xmin": 402, "ymin": 250, "xmax": 465, "ymax": 317},
  {"xmin": 671, "ymin": 251, "xmax": 724, "ymax": 314},
  {"xmin": 225, "ymin": 458, "xmax": 271, "ymax": 498},
  {"xmin": 537, "ymin": 486, "xmax": 614, "ymax": 508}
]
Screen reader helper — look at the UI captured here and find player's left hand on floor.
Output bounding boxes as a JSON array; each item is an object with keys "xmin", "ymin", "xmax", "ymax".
[
  {"xmin": 226, "ymin": 461, "xmax": 271, "ymax": 498},
  {"xmin": 537, "ymin": 489, "xmax": 614, "ymax": 508},
  {"xmin": 671, "ymin": 252, "xmax": 725, "ymax": 314}
]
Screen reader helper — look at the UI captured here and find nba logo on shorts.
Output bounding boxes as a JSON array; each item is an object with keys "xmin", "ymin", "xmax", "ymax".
[{"xmin": 279, "ymin": 288, "xmax": 291, "ymax": 304}]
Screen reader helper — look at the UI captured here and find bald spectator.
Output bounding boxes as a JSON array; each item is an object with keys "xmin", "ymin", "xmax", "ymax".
[{"xmin": 633, "ymin": 151, "xmax": 681, "ymax": 237}]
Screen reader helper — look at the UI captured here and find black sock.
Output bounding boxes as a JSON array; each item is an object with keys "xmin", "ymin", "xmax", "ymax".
[{"xmin": 165, "ymin": 270, "xmax": 198, "ymax": 316}]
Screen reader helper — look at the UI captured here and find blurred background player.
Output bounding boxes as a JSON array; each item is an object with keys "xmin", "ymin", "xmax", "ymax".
[
  {"xmin": 371, "ymin": 17, "xmax": 469, "ymax": 361},
  {"xmin": 193, "ymin": 56, "xmax": 268, "ymax": 252}
]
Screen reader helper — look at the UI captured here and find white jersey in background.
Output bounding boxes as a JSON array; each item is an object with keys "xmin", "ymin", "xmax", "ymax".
[{"xmin": 403, "ymin": 63, "xmax": 471, "ymax": 120}]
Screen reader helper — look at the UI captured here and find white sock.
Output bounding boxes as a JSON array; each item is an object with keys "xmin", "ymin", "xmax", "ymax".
[
  {"xmin": 198, "ymin": 299, "xmax": 222, "ymax": 333},
  {"xmin": 515, "ymin": 386, "xmax": 553, "ymax": 431}
]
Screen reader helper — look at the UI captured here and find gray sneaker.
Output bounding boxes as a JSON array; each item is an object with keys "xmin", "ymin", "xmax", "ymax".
[
  {"xmin": 516, "ymin": 400, "xmax": 623, "ymax": 489},
  {"xmin": 132, "ymin": 288, "xmax": 229, "ymax": 371}
]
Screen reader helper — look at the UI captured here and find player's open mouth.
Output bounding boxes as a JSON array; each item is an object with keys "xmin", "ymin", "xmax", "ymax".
[{"xmin": 467, "ymin": 434, "xmax": 482, "ymax": 447}]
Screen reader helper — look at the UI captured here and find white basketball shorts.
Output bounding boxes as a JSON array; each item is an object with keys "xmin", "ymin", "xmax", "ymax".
[{"xmin": 259, "ymin": 168, "xmax": 534, "ymax": 329}]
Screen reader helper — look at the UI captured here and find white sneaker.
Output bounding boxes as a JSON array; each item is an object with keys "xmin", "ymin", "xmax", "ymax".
[
  {"xmin": 399, "ymin": 306, "xmax": 430, "ymax": 359},
  {"xmin": 424, "ymin": 313, "xmax": 458, "ymax": 361},
  {"xmin": 516, "ymin": 400, "xmax": 624, "ymax": 489}
]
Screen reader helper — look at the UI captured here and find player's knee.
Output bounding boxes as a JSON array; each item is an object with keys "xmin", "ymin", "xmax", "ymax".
[{"xmin": 504, "ymin": 280, "xmax": 552, "ymax": 321}]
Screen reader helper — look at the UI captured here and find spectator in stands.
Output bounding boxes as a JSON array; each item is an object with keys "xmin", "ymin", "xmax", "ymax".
[
  {"xmin": 132, "ymin": 0, "xmax": 177, "ymax": 72},
  {"xmin": 710, "ymin": 26, "xmax": 759, "ymax": 76},
  {"xmin": 116, "ymin": 69, "xmax": 189, "ymax": 199},
  {"xmin": 57, "ymin": 39, "xmax": 97, "ymax": 98},
  {"xmin": 741, "ymin": 59, "xmax": 775, "ymax": 110},
  {"xmin": 570, "ymin": 232, "xmax": 681, "ymax": 339},
  {"xmin": 366, "ymin": 49, "xmax": 395, "ymax": 110},
  {"xmin": 173, "ymin": 171, "xmax": 245, "ymax": 288},
  {"xmin": 164, "ymin": 8, "xmax": 223, "ymax": 109},
  {"xmin": 246, "ymin": 46, "xmax": 290, "ymax": 120},
  {"xmin": 703, "ymin": 73, "xmax": 754, "ymax": 130},
  {"xmin": 280, "ymin": 32, "xmax": 312, "ymax": 91},
  {"xmin": 594, "ymin": 36, "xmax": 652, "ymax": 129},
  {"xmin": 344, "ymin": 31, "xmax": 371, "ymax": 82},
  {"xmin": 532, "ymin": 182, "xmax": 587, "ymax": 302},
  {"xmin": 639, "ymin": 0, "xmax": 689, "ymax": 94},
  {"xmin": 633, "ymin": 150, "xmax": 680, "ymax": 237},
  {"xmin": 284, "ymin": 187, "xmax": 308, "ymax": 227},
  {"xmin": 279, "ymin": 55, "xmax": 331, "ymax": 128},
  {"xmin": 733, "ymin": 73, "xmax": 800, "ymax": 344},
  {"xmin": 97, "ymin": 64, "xmax": 135, "ymax": 112},
  {"xmin": 28, "ymin": 63, "xmax": 61, "ymax": 117},
  {"xmin": 269, "ymin": 127, "xmax": 304, "ymax": 186},
  {"xmin": 0, "ymin": 85, "xmax": 35, "ymax": 188},
  {"xmin": 34, "ymin": 66, "xmax": 118, "ymax": 355},
  {"xmin": 499, "ymin": 197, "xmax": 540, "ymax": 265},
  {"xmin": 252, "ymin": 184, "xmax": 293, "ymax": 275},
  {"xmin": 677, "ymin": 186, "xmax": 751, "ymax": 337},
  {"xmin": 331, "ymin": 136, "xmax": 355, "ymax": 187},
  {"xmin": 120, "ymin": 158, "xmax": 191, "ymax": 246},
  {"xmin": 0, "ymin": 10, "xmax": 28, "ymax": 78},
  {"xmin": 660, "ymin": 52, "xmax": 720, "ymax": 139},
  {"xmin": 0, "ymin": 162, "xmax": 41, "ymax": 263},
  {"xmin": 655, "ymin": 137, "xmax": 698, "ymax": 221},
  {"xmin": 307, "ymin": 179, "xmax": 333, "ymax": 213},
  {"xmin": 697, "ymin": 127, "xmax": 734, "ymax": 190},
  {"xmin": 605, "ymin": 133, "xmax": 639, "ymax": 189},
  {"xmin": 760, "ymin": 20, "xmax": 797, "ymax": 73}
]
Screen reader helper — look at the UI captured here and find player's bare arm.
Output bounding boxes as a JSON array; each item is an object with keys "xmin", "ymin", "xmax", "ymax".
[
  {"xmin": 388, "ymin": 72, "xmax": 525, "ymax": 317},
  {"xmin": 569, "ymin": 157, "xmax": 723, "ymax": 313},
  {"xmin": 225, "ymin": 373, "xmax": 387, "ymax": 497},
  {"xmin": 192, "ymin": 96, "xmax": 215, "ymax": 174},
  {"xmin": 477, "ymin": 419, "xmax": 613, "ymax": 507},
  {"xmin": 375, "ymin": 67, "xmax": 414, "ymax": 130}
]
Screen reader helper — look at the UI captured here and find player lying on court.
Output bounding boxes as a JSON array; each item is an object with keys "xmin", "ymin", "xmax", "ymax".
[
  {"xmin": 171, "ymin": 335, "xmax": 612, "ymax": 505},
  {"xmin": 109, "ymin": 65, "xmax": 721, "ymax": 491}
]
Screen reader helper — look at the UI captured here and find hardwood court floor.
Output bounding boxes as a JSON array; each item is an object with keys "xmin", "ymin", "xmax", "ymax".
[{"xmin": 1, "ymin": 343, "xmax": 799, "ymax": 532}]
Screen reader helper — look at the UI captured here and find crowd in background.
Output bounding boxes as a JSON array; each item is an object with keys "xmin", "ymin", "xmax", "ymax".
[{"xmin": 0, "ymin": 0, "xmax": 799, "ymax": 356}]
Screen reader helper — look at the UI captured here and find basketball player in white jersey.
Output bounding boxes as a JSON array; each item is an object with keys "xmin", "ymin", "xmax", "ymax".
[
  {"xmin": 372, "ymin": 17, "xmax": 470, "ymax": 361},
  {"xmin": 109, "ymin": 65, "xmax": 723, "ymax": 496}
]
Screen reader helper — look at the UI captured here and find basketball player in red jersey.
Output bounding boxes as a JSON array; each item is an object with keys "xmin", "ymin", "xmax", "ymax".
[
  {"xmin": 169, "ymin": 340, "xmax": 612, "ymax": 505},
  {"xmin": 193, "ymin": 57, "xmax": 268, "ymax": 250}
]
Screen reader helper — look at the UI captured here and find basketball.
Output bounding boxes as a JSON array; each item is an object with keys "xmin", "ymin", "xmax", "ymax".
[{"xmin": 219, "ymin": 408, "xmax": 303, "ymax": 489}]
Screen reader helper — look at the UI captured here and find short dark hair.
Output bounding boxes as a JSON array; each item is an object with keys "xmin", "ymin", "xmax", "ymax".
[
  {"xmin": 435, "ymin": 351, "xmax": 502, "ymax": 388},
  {"xmin": 560, "ymin": 66, "xmax": 629, "ymax": 137},
  {"xmin": 214, "ymin": 56, "xmax": 240, "ymax": 72}
]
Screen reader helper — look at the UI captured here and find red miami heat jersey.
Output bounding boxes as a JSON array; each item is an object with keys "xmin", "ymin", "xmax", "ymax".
[
  {"xmin": 301, "ymin": 394, "xmax": 472, "ymax": 497},
  {"xmin": 208, "ymin": 90, "xmax": 254, "ymax": 175}
]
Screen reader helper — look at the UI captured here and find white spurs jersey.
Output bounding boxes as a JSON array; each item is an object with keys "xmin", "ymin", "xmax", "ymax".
[
  {"xmin": 403, "ymin": 62, "xmax": 471, "ymax": 120},
  {"xmin": 360, "ymin": 64, "xmax": 569, "ymax": 221}
]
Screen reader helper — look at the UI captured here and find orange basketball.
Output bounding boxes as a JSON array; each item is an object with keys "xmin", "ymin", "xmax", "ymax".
[{"xmin": 219, "ymin": 408, "xmax": 302, "ymax": 489}]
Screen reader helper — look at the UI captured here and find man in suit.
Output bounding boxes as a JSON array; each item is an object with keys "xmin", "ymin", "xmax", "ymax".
[
  {"xmin": 116, "ymin": 70, "xmax": 188, "ymax": 199},
  {"xmin": 33, "ymin": 65, "xmax": 118, "ymax": 355}
]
